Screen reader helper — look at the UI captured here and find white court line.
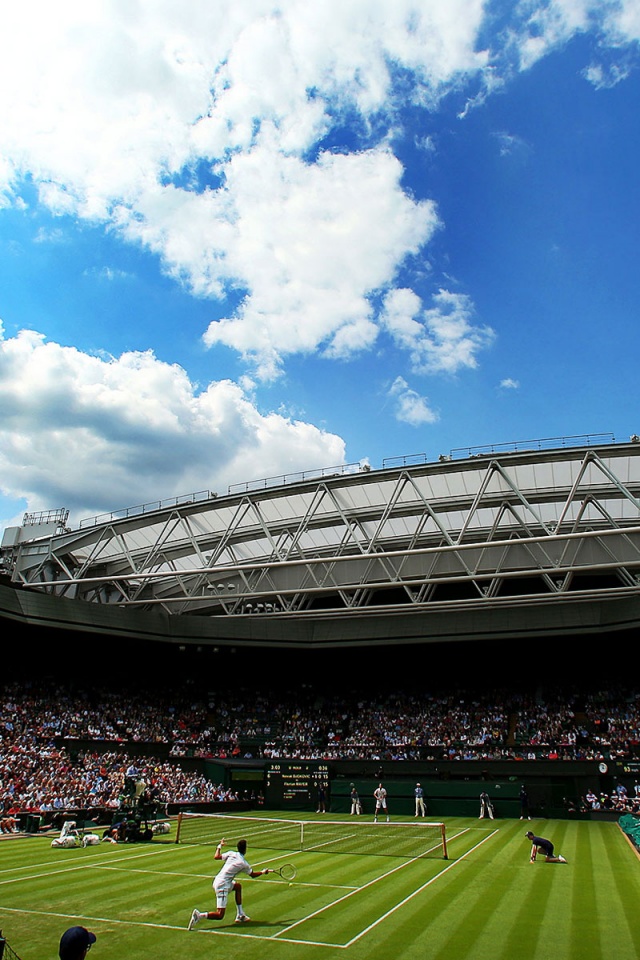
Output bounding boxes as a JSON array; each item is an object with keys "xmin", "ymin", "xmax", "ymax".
[
  {"xmin": 0, "ymin": 904, "xmax": 323, "ymax": 947},
  {"xmin": 91, "ymin": 865, "xmax": 214, "ymax": 880},
  {"xmin": 0, "ymin": 849, "xmax": 113, "ymax": 875},
  {"xmin": 0, "ymin": 905, "xmax": 214, "ymax": 936},
  {"xmin": 0, "ymin": 841, "xmax": 355, "ymax": 892},
  {"xmin": 0, "ymin": 843, "xmax": 180, "ymax": 887},
  {"xmin": 95, "ymin": 863, "xmax": 357, "ymax": 890},
  {"xmin": 344, "ymin": 828, "xmax": 500, "ymax": 947},
  {"xmin": 0, "ymin": 826, "xmax": 498, "ymax": 950},
  {"xmin": 0, "ymin": 844, "xmax": 289, "ymax": 887},
  {"xmin": 269, "ymin": 827, "xmax": 499, "ymax": 948},
  {"xmin": 270, "ymin": 827, "xmax": 473, "ymax": 942}
]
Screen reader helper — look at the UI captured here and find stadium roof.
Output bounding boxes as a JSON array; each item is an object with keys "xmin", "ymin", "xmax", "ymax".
[{"xmin": 2, "ymin": 438, "xmax": 640, "ymax": 648}]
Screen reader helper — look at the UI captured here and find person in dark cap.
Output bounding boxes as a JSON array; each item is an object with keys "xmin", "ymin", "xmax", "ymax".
[
  {"xmin": 59, "ymin": 926, "xmax": 96, "ymax": 960},
  {"xmin": 525, "ymin": 830, "xmax": 567, "ymax": 863}
]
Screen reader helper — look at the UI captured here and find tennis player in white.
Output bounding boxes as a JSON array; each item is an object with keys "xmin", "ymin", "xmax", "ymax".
[
  {"xmin": 374, "ymin": 783, "xmax": 390, "ymax": 822},
  {"xmin": 188, "ymin": 837, "xmax": 270, "ymax": 928}
]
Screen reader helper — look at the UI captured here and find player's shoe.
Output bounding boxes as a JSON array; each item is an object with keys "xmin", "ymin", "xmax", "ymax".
[
  {"xmin": 188, "ymin": 909, "xmax": 201, "ymax": 931},
  {"xmin": 558, "ymin": 855, "xmax": 568, "ymax": 863},
  {"xmin": 235, "ymin": 914, "xmax": 251, "ymax": 923}
]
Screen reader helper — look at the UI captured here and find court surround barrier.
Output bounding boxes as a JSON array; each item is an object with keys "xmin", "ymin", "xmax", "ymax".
[{"xmin": 619, "ymin": 813, "xmax": 640, "ymax": 853}]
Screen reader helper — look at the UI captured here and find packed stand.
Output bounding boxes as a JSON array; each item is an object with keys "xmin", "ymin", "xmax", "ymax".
[
  {"xmin": 2, "ymin": 678, "xmax": 640, "ymax": 824},
  {"xmin": 0, "ymin": 681, "xmax": 241, "ymax": 823}
]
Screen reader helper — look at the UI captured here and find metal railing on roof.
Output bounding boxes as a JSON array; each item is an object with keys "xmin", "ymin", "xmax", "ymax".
[
  {"xmin": 70, "ymin": 433, "xmax": 626, "ymax": 532},
  {"xmin": 227, "ymin": 461, "xmax": 365, "ymax": 495},
  {"xmin": 78, "ymin": 490, "xmax": 215, "ymax": 529},
  {"xmin": 449, "ymin": 432, "xmax": 616, "ymax": 460},
  {"xmin": 382, "ymin": 453, "xmax": 428, "ymax": 469},
  {"xmin": 23, "ymin": 508, "xmax": 70, "ymax": 527}
]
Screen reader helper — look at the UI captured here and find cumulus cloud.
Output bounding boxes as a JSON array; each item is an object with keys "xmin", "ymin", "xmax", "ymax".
[
  {"xmin": 0, "ymin": 1, "xmax": 483, "ymax": 382},
  {"xmin": 381, "ymin": 287, "xmax": 495, "ymax": 375},
  {"xmin": 388, "ymin": 377, "xmax": 438, "ymax": 426},
  {"xmin": 0, "ymin": 5, "xmax": 636, "ymax": 271},
  {"xmin": 0, "ymin": 1, "xmax": 488, "ymax": 216},
  {"xmin": 0, "ymin": 0, "xmax": 638, "ymax": 520},
  {"xmin": 499, "ymin": 377, "xmax": 520, "ymax": 390},
  {"xmin": 512, "ymin": 0, "xmax": 592, "ymax": 72},
  {"xmin": 0, "ymin": 326, "xmax": 345, "ymax": 523},
  {"xmin": 0, "ymin": 1, "xmax": 636, "ymax": 384},
  {"xmin": 583, "ymin": 60, "xmax": 632, "ymax": 89},
  {"xmin": 200, "ymin": 145, "xmax": 439, "ymax": 378},
  {"xmin": 613, "ymin": 0, "xmax": 640, "ymax": 41}
]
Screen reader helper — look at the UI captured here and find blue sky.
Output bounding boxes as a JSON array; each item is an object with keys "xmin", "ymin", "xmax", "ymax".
[{"xmin": 1, "ymin": 1, "xmax": 639, "ymax": 528}]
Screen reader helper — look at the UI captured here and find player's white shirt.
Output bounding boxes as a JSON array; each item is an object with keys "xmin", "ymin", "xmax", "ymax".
[
  {"xmin": 214, "ymin": 850, "xmax": 252, "ymax": 887},
  {"xmin": 374, "ymin": 787, "xmax": 387, "ymax": 805}
]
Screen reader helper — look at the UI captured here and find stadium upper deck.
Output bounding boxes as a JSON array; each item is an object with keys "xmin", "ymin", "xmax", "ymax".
[{"xmin": 1, "ymin": 436, "xmax": 640, "ymax": 648}]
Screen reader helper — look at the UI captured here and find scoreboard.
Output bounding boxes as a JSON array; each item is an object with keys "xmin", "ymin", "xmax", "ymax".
[{"xmin": 265, "ymin": 762, "xmax": 330, "ymax": 809}]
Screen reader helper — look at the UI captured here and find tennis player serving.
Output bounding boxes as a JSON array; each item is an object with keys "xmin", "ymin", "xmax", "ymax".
[{"xmin": 188, "ymin": 837, "xmax": 271, "ymax": 929}]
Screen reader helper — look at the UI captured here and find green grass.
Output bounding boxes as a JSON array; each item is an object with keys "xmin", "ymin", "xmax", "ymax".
[{"xmin": 1, "ymin": 814, "xmax": 639, "ymax": 960}]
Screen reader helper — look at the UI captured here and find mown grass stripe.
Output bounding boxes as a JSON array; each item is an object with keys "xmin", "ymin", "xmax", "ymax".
[
  {"xmin": 568, "ymin": 819, "xmax": 602, "ymax": 959},
  {"xmin": 597, "ymin": 822, "xmax": 640, "ymax": 958},
  {"xmin": 3, "ymin": 818, "xmax": 640, "ymax": 959}
]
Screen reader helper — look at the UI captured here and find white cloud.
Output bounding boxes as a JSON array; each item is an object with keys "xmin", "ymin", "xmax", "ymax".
[
  {"xmin": 199, "ymin": 144, "xmax": 439, "ymax": 377},
  {"xmin": 414, "ymin": 134, "xmax": 437, "ymax": 154},
  {"xmin": 457, "ymin": 65, "xmax": 505, "ymax": 119},
  {"xmin": 499, "ymin": 377, "xmax": 520, "ymax": 390},
  {"xmin": 0, "ymin": 0, "xmax": 636, "ymax": 387},
  {"xmin": 0, "ymin": 1, "xmax": 489, "ymax": 213},
  {"xmin": 601, "ymin": 0, "xmax": 640, "ymax": 43},
  {"xmin": 0, "ymin": 0, "xmax": 638, "ymax": 525},
  {"xmin": 493, "ymin": 131, "xmax": 530, "ymax": 158},
  {"xmin": 0, "ymin": 327, "xmax": 345, "ymax": 523},
  {"xmin": 514, "ymin": 1, "xmax": 592, "ymax": 71},
  {"xmin": 388, "ymin": 376, "xmax": 438, "ymax": 426},
  {"xmin": 34, "ymin": 227, "xmax": 67, "ymax": 245},
  {"xmin": 381, "ymin": 287, "xmax": 495, "ymax": 375},
  {"xmin": 0, "ymin": 4, "xmax": 636, "ymax": 248},
  {"xmin": 504, "ymin": 1, "xmax": 640, "ymax": 74},
  {"xmin": 82, "ymin": 266, "xmax": 133, "ymax": 282},
  {"xmin": 0, "ymin": 0, "xmax": 484, "ymax": 382},
  {"xmin": 583, "ymin": 62, "xmax": 631, "ymax": 88}
]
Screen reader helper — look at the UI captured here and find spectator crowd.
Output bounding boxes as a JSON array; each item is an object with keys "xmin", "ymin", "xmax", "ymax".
[{"xmin": 2, "ymin": 677, "xmax": 639, "ymax": 821}]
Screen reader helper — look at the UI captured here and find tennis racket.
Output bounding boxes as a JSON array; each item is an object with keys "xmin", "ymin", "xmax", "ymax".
[{"xmin": 271, "ymin": 863, "xmax": 297, "ymax": 881}]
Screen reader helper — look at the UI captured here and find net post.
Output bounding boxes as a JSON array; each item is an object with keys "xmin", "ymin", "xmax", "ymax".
[
  {"xmin": 441, "ymin": 822, "xmax": 448, "ymax": 859},
  {"xmin": 175, "ymin": 812, "xmax": 183, "ymax": 844}
]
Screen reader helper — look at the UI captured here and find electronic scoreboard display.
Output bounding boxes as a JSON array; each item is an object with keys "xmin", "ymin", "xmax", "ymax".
[{"xmin": 265, "ymin": 762, "xmax": 330, "ymax": 809}]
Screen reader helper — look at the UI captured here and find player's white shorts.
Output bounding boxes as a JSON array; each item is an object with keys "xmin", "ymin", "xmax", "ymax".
[{"xmin": 213, "ymin": 877, "xmax": 234, "ymax": 909}]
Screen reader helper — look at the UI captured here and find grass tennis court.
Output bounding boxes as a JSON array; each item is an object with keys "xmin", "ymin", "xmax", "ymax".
[{"xmin": 1, "ymin": 813, "xmax": 639, "ymax": 960}]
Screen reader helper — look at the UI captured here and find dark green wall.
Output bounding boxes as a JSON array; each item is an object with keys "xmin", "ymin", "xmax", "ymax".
[{"xmin": 330, "ymin": 776, "xmax": 578, "ymax": 819}]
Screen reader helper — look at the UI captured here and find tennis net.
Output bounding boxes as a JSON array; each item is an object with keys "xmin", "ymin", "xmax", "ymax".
[{"xmin": 175, "ymin": 812, "xmax": 448, "ymax": 859}]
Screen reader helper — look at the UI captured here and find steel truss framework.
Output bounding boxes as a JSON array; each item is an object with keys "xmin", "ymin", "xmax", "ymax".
[{"xmin": 2, "ymin": 442, "xmax": 640, "ymax": 646}]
